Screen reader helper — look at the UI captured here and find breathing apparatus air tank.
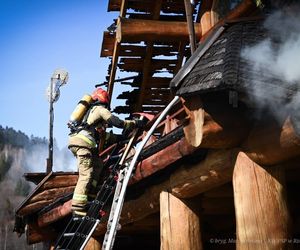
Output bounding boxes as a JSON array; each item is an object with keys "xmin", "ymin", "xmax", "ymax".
[{"xmin": 69, "ymin": 94, "xmax": 94, "ymax": 128}]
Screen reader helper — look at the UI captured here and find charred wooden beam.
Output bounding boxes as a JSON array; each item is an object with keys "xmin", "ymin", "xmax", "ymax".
[
  {"xmin": 117, "ymin": 89, "xmax": 170, "ymax": 100},
  {"xmin": 233, "ymin": 152, "xmax": 291, "ymax": 249},
  {"xmin": 109, "ymin": 0, "xmax": 197, "ymax": 14},
  {"xmin": 107, "ymin": 0, "xmax": 127, "ymax": 103},
  {"xmin": 118, "ymin": 60, "xmax": 176, "ymax": 73},
  {"xmin": 128, "ymin": 13, "xmax": 187, "ymax": 22},
  {"xmin": 103, "ymin": 44, "xmax": 181, "ymax": 58},
  {"xmin": 134, "ymin": 0, "xmax": 162, "ymax": 112},
  {"xmin": 116, "ymin": 18, "xmax": 202, "ymax": 43},
  {"xmin": 100, "ymin": 31, "xmax": 115, "ymax": 57}
]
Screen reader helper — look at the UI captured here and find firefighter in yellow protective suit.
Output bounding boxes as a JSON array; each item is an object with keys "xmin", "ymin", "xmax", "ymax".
[{"xmin": 68, "ymin": 87, "xmax": 142, "ymax": 216}]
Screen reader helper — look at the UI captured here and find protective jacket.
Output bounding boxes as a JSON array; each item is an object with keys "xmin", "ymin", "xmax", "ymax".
[
  {"xmin": 68, "ymin": 104, "xmax": 135, "ymax": 215},
  {"xmin": 68, "ymin": 105, "xmax": 134, "ymax": 149}
]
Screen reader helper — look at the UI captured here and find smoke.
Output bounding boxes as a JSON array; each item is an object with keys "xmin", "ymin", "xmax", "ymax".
[
  {"xmin": 24, "ymin": 143, "xmax": 76, "ymax": 172},
  {"xmin": 241, "ymin": 6, "xmax": 300, "ymax": 121},
  {"xmin": 0, "ymin": 142, "xmax": 75, "ymax": 249}
]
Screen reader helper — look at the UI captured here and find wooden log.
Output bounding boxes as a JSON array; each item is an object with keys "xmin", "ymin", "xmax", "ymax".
[
  {"xmin": 100, "ymin": 31, "xmax": 115, "ymax": 57},
  {"xmin": 199, "ymin": 0, "xmax": 213, "ymax": 35},
  {"xmin": 182, "ymin": 96, "xmax": 205, "ymax": 147},
  {"xmin": 103, "ymin": 44, "xmax": 179, "ymax": 58},
  {"xmin": 118, "ymin": 60, "xmax": 176, "ymax": 73},
  {"xmin": 242, "ymin": 117, "xmax": 300, "ymax": 165},
  {"xmin": 29, "ymin": 186, "xmax": 75, "ymax": 203},
  {"xmin": 170, "ymin": 149, "xmax": 239, "ymax": 198},
  {"xmin": 116, "ymin": 17, "xmax": 202, "ymax": 43},
  {"xmin": 160, "ymin": 191, "xmax": 202, "ymax": 250},
  {"xmin": 38, "ymin": 200, "xmax": 72, "ymax": 227},
  {"xmin": 233, "ymin": 152, "xmax": 291, "ymax": 249},
  {"xmin": 19, "ymin": 200, "xmax": 54, "ymax": 216},
  {"xmin": 180, "ymin": 95, "xmax": 251, "ymax": 150},
  {"xmin": 84, "ymin": 237, "xmax": 102, "ymax": 250},
  {"xmin": 26, "ymin": 223, "xmax": 57, "ymax": 245},
  {"xmin": 41, "ymin": 175, "xmax": 78, "ymax": 190}
]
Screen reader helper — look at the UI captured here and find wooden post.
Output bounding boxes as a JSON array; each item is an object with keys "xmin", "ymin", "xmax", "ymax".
[
  {"xmin": 160, "ymin": 191, "xmax": 202, "ymax": 250},
  {"xmin": 233, "ymin": 152, "xmax": 291, "ymax": 249}
]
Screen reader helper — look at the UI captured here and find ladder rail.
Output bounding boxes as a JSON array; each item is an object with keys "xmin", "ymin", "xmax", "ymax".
[{"xmin": 103, "ymin": 96, "xmax": 180, "ymax": 250}]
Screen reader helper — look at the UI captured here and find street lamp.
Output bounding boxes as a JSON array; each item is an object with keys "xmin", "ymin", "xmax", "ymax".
[{"xmin": 46, "ymin": 69, "xmax": 69, "ymax": 173}]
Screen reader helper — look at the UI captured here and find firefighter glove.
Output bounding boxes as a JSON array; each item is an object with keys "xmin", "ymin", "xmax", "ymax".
[
  {"xmin": 134, "ymin": 119, "xmax": 146, "ymax": 128},
  {"xmin": 122, "ymin": 120, "xmax": 135, "ymax": 137}
]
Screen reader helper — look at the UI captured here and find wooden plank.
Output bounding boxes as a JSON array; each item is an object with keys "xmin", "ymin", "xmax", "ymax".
[
  {"xmin": 103, "ymin": 44, "xmax": 181, "ymax": 58},
  {"xmin": 128, "ymin": 13, "xmax": 187, "ymax": 21},
  {"xmin": 233, "ymin": 152, "xmax": 291, "ymax": 249},
  {"xmin": 107, "ymin": 0, "xmax": 127, "ymax": 102},
  {"xmin": 100, "ymin": 31, "xmax": 115, "ymax": 57},
  {"xmin": 173, "ymin": 42, "xmax": 187, "ymax": 74},
  {"xmin": 134, "ymin": 0, "xmax": 162, "ymax": 111},
  {"xmin": 160, "ymin": 192, "xmax": 202, "ymax": 250},
  {"xmin": 108, "ymin": 0, "xmax": 121, "ymax": 11}
]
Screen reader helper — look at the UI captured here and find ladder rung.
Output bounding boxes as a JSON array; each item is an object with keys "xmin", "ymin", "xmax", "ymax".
[
  {"xmin": 63, "ymin": 233, "xmax": 75, "ymax": 237},
  {"xmin": 73, "ymin": 217, "xmax": 83, "ymax": 222}
]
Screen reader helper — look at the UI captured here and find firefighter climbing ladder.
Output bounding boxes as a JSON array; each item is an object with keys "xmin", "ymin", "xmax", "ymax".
[
  {"xmin": 54, "ymin": 96, "xmax": 180, "ymax": 250},
  {"xmin": 102, "ymin": 96, "xmax": 180, "ymax": 250},
  {"xmin": 54, "ymin": 127, "xmax": 140, "ymax": 250}
]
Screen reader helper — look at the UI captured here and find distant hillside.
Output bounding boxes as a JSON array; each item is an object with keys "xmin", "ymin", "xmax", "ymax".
[{"xmin": 0, "ymin": 125, "xmax": 74, "ymax": 249}]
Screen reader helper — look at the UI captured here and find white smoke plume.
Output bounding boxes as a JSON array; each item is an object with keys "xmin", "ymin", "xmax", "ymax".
[{"xmin": 241, "ymin": 6, "xmax": 300, "ymax": 120}]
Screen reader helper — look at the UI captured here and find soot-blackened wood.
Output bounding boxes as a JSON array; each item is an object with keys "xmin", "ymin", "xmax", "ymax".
[
  {"xmin": 138, "ymin": 126, "xmax": 184, "ymax": 161},
  {"xmin": 233, "ymin": 152, "xmax": 291, "ymax": 250}
]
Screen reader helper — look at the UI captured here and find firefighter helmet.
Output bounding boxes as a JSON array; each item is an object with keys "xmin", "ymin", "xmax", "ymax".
[{"xmin": 91, "ymin": 88, "xmax": 110, "ymax": 104}]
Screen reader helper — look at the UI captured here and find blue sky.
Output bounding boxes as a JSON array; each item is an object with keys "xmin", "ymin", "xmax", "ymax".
[{"xmin": 0, "ymin": 0, "xmax": 119, "ymax": 149}]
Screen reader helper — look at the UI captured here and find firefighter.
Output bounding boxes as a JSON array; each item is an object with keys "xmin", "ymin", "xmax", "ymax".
[{"xmin": 68, "ymin": 87, "xmax": 143, "ymax": 216}]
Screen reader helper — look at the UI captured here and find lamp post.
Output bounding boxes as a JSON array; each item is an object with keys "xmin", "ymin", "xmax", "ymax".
[{"xmin": 46, "ymin": 69, "xmax": 69, "ymax": 173}]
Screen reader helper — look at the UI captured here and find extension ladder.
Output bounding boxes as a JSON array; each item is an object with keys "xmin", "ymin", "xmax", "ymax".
[{"xmin": 54, "ymin": 127, "xmax": 140, "ymax": 250}]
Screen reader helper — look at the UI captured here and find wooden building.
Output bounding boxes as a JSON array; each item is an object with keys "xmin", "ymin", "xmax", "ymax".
[{"xmin": 14, "ymin": 0, "xmax": 300, "ymax": 249}]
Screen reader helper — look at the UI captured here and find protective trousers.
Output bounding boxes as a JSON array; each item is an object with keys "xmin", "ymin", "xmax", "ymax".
[{"xmin": 69, "ymin": 146, "xmax": 103, "ymax": 213}]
